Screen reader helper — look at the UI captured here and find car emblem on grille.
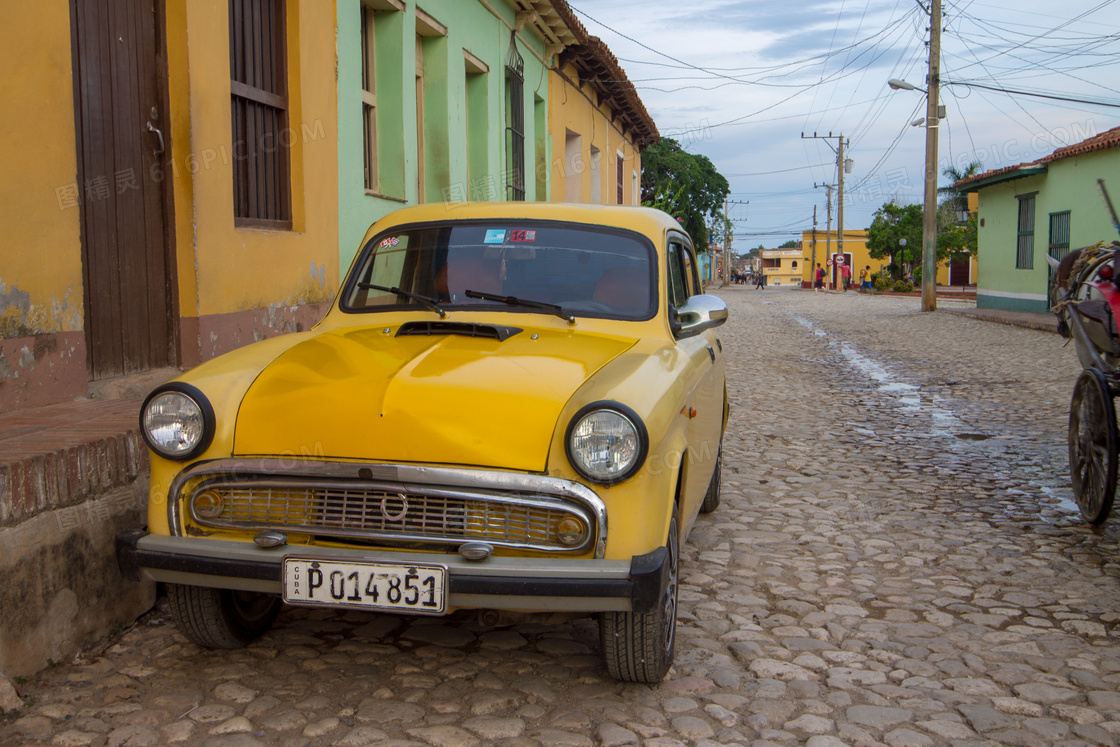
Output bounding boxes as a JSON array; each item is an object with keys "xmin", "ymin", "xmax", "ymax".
[{"xmin": 381, "ymin": 493, "xmax": 409, "ymax": 522}]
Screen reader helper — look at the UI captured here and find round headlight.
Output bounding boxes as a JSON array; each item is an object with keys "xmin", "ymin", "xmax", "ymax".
[
  {"xmin": 141, "ymin": 385, "xmax": 214, "ymax": 460},
  {"xmin": 566, "ymin": 403, "xmax": 648, "ymax": 484},
  {"xmin": 556, "ymin": 516, "xmax": 588, "ymax": 547},
  {"xmin": 192, "ymin": 490, "xmax": 225, "ymax": 520}
]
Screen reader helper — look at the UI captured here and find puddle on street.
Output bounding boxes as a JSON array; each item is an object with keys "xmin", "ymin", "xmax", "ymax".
[
  {"xmin": 790, "ymin": 312, "xmax": 1079, "ymax": 523},
  {"xmin": 1040, "ymin": 485, "xmax": 1083, "ymax": 517},
  {"xmin": 791, "ymin": 314, "xmax": 959, "ymax": 434}
]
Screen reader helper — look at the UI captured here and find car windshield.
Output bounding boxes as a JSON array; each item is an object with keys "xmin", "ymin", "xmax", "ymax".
[{"xmin": 342, "ymin": 222, "xmax": 655, "ymax": 320}]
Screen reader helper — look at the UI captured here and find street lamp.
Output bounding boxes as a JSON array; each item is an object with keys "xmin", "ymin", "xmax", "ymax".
[{"xmin": 888, "ymin": 78, "xmax": 923, "ymax": 92}]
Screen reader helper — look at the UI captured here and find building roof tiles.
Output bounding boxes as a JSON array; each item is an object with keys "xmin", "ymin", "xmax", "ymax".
[
  {"xmin": 545, "ymin": 0, "xmax": 660, "ymax": 148},
  {"xmin": 955, "ymin": 125, "xmax": 1120, "ymax": 189}
]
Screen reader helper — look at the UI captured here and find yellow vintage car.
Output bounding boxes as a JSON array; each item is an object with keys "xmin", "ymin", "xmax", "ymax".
[{"xmin": 117, "ymin": 202, "xmax": 727, "ymax": 682}]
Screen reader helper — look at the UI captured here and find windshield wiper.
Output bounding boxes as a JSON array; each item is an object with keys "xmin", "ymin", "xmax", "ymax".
[
  {"xmin": 359, "ymin": 283, "xmax": 446, "ymax": 318},
  {"xmin": 465, "ymin": 290, "xmax": 575, "ymax": 324}
]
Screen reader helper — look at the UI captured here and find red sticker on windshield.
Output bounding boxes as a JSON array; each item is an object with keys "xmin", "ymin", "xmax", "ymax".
[
  {"xmin": 379, "ymin": 236, "xmax": 400, "ymax": 248},
  {"xmin": 509, "ymin": 229, "xmax": 536, "ymax": 242}
]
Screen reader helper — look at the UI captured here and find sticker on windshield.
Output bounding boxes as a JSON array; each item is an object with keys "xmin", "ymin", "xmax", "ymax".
[
  {"xmin": 379, "ymin": 236, "xmax": 400, "ymax": 248},
  {"xmin": 483, "ymin": 229, "xmax": 506, "ymax": 244},
  {"xmin": 509, "ymin": 229, "xmax": 536, "ymax": 242}
]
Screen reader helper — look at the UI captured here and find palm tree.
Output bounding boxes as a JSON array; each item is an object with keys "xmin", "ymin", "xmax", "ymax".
[{"xmin": 939, "ymin": 161, "xmax": 983, "ymax": 217}]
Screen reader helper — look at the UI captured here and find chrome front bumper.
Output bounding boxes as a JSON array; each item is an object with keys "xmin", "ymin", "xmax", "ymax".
[
  {"xmin": 116, "ymin": 530, "xmax": 670, "ymax": 614},
  {"xmin": 165, "ymin": 459, "xmax": 609, "ymax": 557}
]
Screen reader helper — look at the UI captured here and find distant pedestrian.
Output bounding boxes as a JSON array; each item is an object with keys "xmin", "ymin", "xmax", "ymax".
[
  {"xmin": 840, "ymin": 262, "xmax": 851, "ymax": 292},
  {"xmin": 754, "ymin": 272, "xmax": 765, "ymax": 289},
  {"xmin": 814, "ymin": 263, "xmax": 825, "ymax": 292},
  {"xmin": 859, "ymin": 266, "xmax": 872, "ymax": 292}
]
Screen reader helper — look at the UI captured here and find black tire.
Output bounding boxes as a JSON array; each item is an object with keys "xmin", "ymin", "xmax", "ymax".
[
  {"xmin": 167, "ymin": 584, "xmax": 283, "ymax": 649},
  {"xmin": 600, "ymin": 518, "xmax": 679, "ymax": 683},
  {"xmin": 1069, "ymin": 368, "xmax": 1118, "ymax": 525},
  {"xmin": 700, "ymin": 445, "xmax": 722, "ymax": 514}
]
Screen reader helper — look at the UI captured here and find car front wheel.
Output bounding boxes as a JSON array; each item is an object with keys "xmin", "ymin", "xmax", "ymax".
[
  {"xmin": 700, "ymin": 444, "xmax": 722, "ymax": 513},
  {"xmin": 599, "ymin": 517, "xmax": 679, "ymax": 683},
  {"xmin": 167, "ymin": 583, "xmax": 283, "ymax": 649}
]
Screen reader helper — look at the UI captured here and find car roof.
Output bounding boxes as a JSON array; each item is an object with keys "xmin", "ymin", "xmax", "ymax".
[{"xmin": 361, "ymin": 202, "xmax": 689, "ymax": 247}]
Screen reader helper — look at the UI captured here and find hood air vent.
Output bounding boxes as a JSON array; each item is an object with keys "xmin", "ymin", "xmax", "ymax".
[{"xmin": 396, "ymin": 321, "xmax": 523, "ymax": 341}]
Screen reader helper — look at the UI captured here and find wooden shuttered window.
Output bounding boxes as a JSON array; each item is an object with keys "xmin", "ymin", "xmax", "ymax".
[
  {"xmin": 616, "ymin": 154, "xmax": 624, "ymax": 204},
  {"xmin": 229, "ymin": 0, "xmax": 292, "ymax": 228}
]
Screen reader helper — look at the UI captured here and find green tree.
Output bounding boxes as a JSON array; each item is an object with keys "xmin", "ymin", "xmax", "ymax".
[
  {"xmin": 936, "ymin": 161, "xmax": 981, "ymax": 257},
  {"xmin": 938, "ymin": 204, "xmax": 978, "ymax": 256},
  {"xmin": 866, "ymin": 202, "xmax": 925, "ymax": 275},
  {"xmin": 707, "ymin": 211, "xmax": 733, "ymax": 250},
  {"xmin": 641, "ymin": 138, "xmax": 730, "ymax": 253},
  {"xmin": 778, "ymin": 239, "xmax": 799, "ymax": 249}
]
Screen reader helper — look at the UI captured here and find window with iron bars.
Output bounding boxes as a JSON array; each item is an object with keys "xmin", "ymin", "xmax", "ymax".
[
  {"xmin": 1016, "ymin": 194, "xmax": 1035, "ymax": 270},
  {"xmin": 504, "ymin": 34, "xmax": 525, "ymax": 201},
  {"xmin": 1049, "ymin": 210, "xmax": 1071, "ymax": 262}
]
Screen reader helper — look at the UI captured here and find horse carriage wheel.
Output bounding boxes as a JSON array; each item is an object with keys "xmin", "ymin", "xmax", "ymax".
[{"xmin": 1069, "ymin": 368, "xmax": 1118, "ymax": 525}]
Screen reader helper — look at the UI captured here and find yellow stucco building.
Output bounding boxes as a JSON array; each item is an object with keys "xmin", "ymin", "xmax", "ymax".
[
  {"xmin": 800, "ymin": 227, "xmax": 977, "ymax": 288},
  {"xmin": 167, "ymin": 0, "xmax": 340, "ymax": 367},
  {"xmin": 1, "ymin": 0, "xmax": 340, "ymax": 411},
  {"xmin": 799, "ymin": 229, "xmax": 881, "ymax": 288},
  {"xmin": 545, "ymin": 6, "xmax": 657, "ymax": 205},
  {"xmin": 0, "ymin": 0, "xmax": 657, "ymax": 413},
  {"xmin": 759, "ymin": 248, "xmax": 804, "ymax": 287}
]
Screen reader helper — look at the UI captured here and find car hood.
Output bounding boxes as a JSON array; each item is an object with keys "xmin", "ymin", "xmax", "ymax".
[{"xmin": 233, "ymin": 322, "xmax": 637, "ymax": 472}]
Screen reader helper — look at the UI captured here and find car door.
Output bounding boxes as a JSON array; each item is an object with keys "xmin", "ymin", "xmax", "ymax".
[{"xmin": 667, "ymin": 237, "xmax": 723, "ymax": 525}]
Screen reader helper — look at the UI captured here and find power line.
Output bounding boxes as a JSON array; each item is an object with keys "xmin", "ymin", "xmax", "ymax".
[{"xmin": 946, "ymin": 79, "xmax": 1120, "ymax": 107}]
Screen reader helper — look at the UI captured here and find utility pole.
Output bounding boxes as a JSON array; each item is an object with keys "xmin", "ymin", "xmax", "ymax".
[
  {"xmin": 804, "ymin": 132, "xmax": 850, "ymax": 288},
  {"xmin": 838, "ymin": 136, "xmax": 846, "ymax": 267},
  {"xmin": 815, "ymin": 182, "xmax": 834, "ymax": 288},
  {"xmin": 724, "ymin": 199, "xmax": 749, "ymax": 285},
  {"xmin": 921, "ymin": 0, "xmax": 942, "ymax": 312},
  {"xmin": 811, "ymin": 205, "xmax": 817, "ymax": 289},
  {"xmin": 707, "ymin": 212, "xmax": 717, "ymax": 286},
  {"xmin": 724, "ymin": 196, "xmax": 729, "ymax": 286}
]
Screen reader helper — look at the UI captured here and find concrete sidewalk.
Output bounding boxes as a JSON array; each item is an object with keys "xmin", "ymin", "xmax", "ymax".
[
  {"xmin": 941, "ymin": 306, "xmax": 1058, "ymax": 334},
  {"xmin": 0, "ymin": 397, "xmax": 153, "ymax": 676}
]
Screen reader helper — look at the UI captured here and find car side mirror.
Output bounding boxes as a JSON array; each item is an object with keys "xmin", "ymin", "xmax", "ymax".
[{"xmin": 675, "ymin": 295, "xmax": 728, "ymax": 338}]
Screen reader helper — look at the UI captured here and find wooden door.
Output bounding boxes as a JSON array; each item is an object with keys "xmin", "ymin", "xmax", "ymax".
[
  {"xmin": 71, "ymin": 0, "xmax": 175, "ymax": 380},
  {"xmin": 949, "ymin": 252, "xmax": 971, "ymax": 286}
]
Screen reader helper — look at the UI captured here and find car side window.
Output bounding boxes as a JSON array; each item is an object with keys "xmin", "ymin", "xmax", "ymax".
[
  {"xmin": 680, "ymin": 246, "xmax": 698, "ymax": 297},
  {"xmin": 668, "ymin": 243, "xmax": 689, "ymax": 307}
]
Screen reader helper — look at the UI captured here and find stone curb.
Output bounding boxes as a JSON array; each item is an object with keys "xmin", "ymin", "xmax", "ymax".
[{"xmin": 0, "ymin": 431, "xmax": 148, "ymax": 526}]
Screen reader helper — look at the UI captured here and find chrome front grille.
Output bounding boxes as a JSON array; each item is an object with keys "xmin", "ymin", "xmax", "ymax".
[{"xmin": 186, "ymin": 478, "xmax": 595, "ymax": 553}]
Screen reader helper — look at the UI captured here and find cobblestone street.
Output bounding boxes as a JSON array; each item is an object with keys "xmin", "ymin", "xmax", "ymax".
[{"xmin": 9, "ymin": 288, "xmax": 1120, "ymax": 747}]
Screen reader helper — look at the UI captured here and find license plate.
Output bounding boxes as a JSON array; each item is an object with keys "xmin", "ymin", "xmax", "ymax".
[{"xmin": 282, "ymin": 557, "xmax": 447, "ymax": 614}]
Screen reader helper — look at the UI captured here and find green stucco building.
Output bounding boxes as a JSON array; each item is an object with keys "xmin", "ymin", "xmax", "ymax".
[
  {"xmin": 336, "ymin": 0, "xmax": 566, "ymax": 271},
  {"xmin": 959, "ymin": 126, "xmax": 1120, "ymax": 314}
]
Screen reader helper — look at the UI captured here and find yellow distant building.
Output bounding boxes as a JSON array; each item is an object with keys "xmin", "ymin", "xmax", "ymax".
[
  {"xmin": 800, "ymin": 229, "xmax": 881, "ymax": 288},
  {"xmin": 800, "ymin": 215, "xmax": 977, "ymax": 289},
  {"xmin": 759, "ymin": 248, "xmax": 805, "ymax": 286}
]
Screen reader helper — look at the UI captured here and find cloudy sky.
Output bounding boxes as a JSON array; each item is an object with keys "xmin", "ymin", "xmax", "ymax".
[{"xmin": 569, "ymin": 0, "xmax": 1120, "ymax": 251}]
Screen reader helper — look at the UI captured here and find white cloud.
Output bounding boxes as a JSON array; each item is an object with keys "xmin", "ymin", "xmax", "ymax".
[{"xmin": 570, "ymin": 0, "xmax": 1120, "ymax": 246}]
